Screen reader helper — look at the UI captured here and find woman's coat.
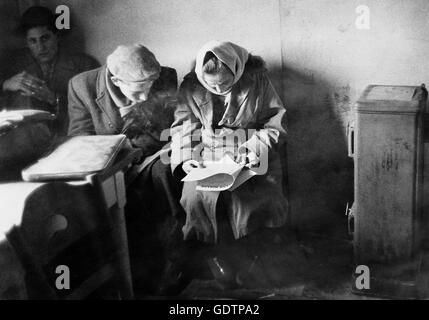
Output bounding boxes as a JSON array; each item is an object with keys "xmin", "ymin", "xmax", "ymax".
[{"xmin": 171, "ymin": 63, "xmax": 289, "ymax": 243}]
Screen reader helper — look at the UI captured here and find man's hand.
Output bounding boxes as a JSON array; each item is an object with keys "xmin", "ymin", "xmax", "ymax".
[
  {"xmin": 32, "ymin": 82, "xmax": 56, "ymax": 105},
  {"xmin": 2, "ymin": 71, "xmax": 55, "ymax": 104},
  {"xmin": 236, "ymin": 151, "xmax": 260, "ymax": 168}
]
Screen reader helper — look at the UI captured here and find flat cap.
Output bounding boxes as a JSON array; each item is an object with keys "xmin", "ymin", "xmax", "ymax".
[
  {"xmin": 107, "ymin": 44, "xmax": 161, "ymax": 86},
  {"xmin": 17, "ymin": 6, "xmax": 57, "ymax": 34}
]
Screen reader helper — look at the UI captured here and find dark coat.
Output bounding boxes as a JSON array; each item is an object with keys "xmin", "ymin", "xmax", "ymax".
[
  {"xmin": 67, "ymin": 65, "xmax": 180, "ymax": 293},
  {"xmin": 67, "ymin": 65, "xmax": 177, "ymax": 158},
  {"xmin": 171, "ymin": 64, "xmax": 289, "ymax": 243},
  {"xmin": 0, "ymin": 48, "xmax": 99, "ymax": 136}
]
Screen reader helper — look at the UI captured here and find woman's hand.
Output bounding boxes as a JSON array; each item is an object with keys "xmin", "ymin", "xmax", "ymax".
[
  {"xmin": 237, "ymin": 151, "xmax": 260, "ymax": 168},
  {"xmin": 3, "ymin": 71, "xmax": 55, "ymax": 104},
  {"xmin": 182, "ymin": 160, "xmax": 204, "ymax": 174}
]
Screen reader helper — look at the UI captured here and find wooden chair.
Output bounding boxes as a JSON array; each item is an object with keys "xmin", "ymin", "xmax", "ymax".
[{"xmin": 3, "ymin": 148, "xmax": 141, "ymax": 299}]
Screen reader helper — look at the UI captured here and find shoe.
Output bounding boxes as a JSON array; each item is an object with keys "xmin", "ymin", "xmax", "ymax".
[
  {"xmin": 157, "ymin": 260, "xmax": 192, "ymax": 296},
  {"xmin": 206, "ymin": 256, "xmax": 238, "ymax": 290}
]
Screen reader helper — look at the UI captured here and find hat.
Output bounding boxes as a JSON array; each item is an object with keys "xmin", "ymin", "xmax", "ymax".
[
  {"xmin": 17, "ymin": 6, "xmax": 58, "ymax": 34},
  {"xmin": 106, "ymin": 44, "xmax": 161, "ymax": 89}
]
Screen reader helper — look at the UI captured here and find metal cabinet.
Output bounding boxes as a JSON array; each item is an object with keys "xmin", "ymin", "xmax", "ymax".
[{"xmin": 352, "ymin": 85, "xmax": 426, "ymax": 264}]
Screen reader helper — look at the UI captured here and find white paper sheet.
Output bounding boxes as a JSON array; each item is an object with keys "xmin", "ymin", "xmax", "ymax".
[{"xmin": 182, "ymin": 155, "xmax": 260, "ymax": 191}]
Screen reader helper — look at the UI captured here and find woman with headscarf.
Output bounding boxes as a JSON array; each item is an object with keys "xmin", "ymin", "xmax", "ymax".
[{"xmin": 166, "ymin": 40, "xmax": 289, "ymax": 292}]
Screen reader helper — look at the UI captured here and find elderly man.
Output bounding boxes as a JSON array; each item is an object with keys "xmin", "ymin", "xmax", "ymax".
[
  {"xmin": 67, "ymin": 44, "xmax": 184, "ymax": 295},
  {"xmin": 68, "ymin": 44, "xmax": 176, "ymax": 153},
  {"xmin": 0, "ymin": 6, "xmax": 99, "ymax": 136}
]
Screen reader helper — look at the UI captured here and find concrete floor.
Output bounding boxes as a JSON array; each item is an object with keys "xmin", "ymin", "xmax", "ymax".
[
  {"xmin": 179, "ymin": 233, "xmax": 358, "ymax": 300},
  {"xmin": 141, "ymin": 223, "xmax": 429, "ymax": 300},
  {"xmin": 0, "ymin": 224, "xmax": 363, "ymax": 300},
  {"xmin": 3, "ymin": 223, "xmax": 426, "ymax": 300},
  {"xmin": 137, "ymin": 226, "xmax": 374, "ymax": 300}
]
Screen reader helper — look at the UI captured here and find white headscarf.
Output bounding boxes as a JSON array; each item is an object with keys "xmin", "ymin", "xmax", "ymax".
[{"xmin": 195, "ymin": 40, "xmax": 249, "ymax": 95}]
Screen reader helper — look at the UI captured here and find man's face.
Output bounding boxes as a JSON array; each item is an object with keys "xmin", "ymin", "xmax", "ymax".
[
  {"xmin": 112, "ymin": 76, "xmax": 158, "ymax": 102},
  {"xmin": 26, "ymin": 26, "xmax": 58, "ymax": 64}
]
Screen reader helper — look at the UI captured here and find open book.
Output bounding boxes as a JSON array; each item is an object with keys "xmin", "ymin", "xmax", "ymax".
[{"xmin": 182, "ymin": 155, "xmax": 263, "ymax": 191}]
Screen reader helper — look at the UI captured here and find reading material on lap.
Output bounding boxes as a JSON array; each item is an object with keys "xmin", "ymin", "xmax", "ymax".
[{"xmin": 182, "ymin": 155, "xmax": 262, "ymax": 191}]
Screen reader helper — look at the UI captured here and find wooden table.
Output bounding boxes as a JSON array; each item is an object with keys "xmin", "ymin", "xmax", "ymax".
[{"xmin": 0, "ymin": 147, "xmax": 142, "ymax": 299}]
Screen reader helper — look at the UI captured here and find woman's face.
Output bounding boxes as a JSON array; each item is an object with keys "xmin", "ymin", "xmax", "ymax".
[{"xmin": 203, "ymin": 67, "xmax": 234, "ymax": 94}]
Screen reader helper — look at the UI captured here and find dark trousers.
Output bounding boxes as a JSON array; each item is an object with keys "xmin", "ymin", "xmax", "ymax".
[{"xmin": 124, "ymin": 158, "xmax": 185, "ymax": 294}]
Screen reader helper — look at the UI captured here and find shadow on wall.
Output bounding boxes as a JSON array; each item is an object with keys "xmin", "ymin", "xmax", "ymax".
[
  {"xmin": 0, "ymin": 4, "xmax": 99, "ymax": 87},
  {"xmin": 0, "ymin": 1, "xmax": 98, "ymax": 59},
  {"xmin": 0, "ymin": 1, "xmax": 23, "ymax": 63},
  {"xmin": 42, "ymin": 0, "xmax": 118, "ymax": 55},
  {"xmin": 52, "ymin": 6, "xmax": 85, "ymax": 54},
  {"xmin": 0, "ymin": 1, "xmax": 22, "ymax": 107},
  {"xmin": 270, "ymin": 65, "xmax": 354, "ymax": 237},
  {"xmin": 177, "ymin": 63, "xmax": 353, "ymax": 237}
]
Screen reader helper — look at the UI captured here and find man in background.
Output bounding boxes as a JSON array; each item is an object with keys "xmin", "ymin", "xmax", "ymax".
[{"xmin": 0, "ymin": 6, "xmax": 99, "ymax": 136}]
